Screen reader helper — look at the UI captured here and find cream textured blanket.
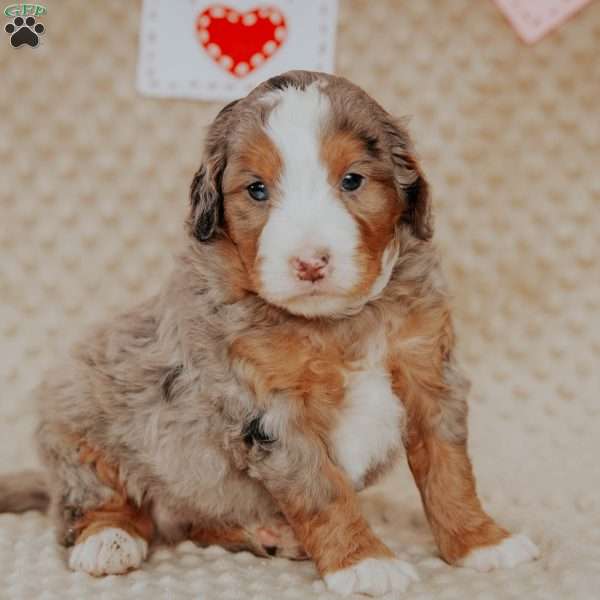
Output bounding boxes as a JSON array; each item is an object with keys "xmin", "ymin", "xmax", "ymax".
[{"xmin": 1, "ymin": 1, "xmax": 599, "ymax": 598}]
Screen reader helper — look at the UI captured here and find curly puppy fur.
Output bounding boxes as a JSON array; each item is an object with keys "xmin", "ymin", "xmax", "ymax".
[{"xmin": 0, "ymin": 71, "xmax": 537, "ymax": 593}]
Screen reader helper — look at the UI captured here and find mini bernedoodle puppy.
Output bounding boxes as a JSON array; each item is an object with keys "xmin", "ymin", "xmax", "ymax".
[{"xmin": 0, "ymin": 71, "xmax": 539, "ymax": 596}]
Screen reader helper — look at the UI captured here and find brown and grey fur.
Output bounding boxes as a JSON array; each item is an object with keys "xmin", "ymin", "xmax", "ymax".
[{"xmin": 0, "ymin": 71, "xmax": 527, "ymax": 584}]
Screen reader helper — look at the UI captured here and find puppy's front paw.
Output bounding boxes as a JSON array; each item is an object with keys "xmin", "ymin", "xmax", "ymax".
[
  {"xmin": 69, "ymin": 527, "xmax": 148, "ymax": 576},
  {"xmin": 458, "ymin": 533, "xmax": 539, "ymax": 572},
  {"xmin": 324, "ymin": 557, "xmax": 419, "ymax": 597}
]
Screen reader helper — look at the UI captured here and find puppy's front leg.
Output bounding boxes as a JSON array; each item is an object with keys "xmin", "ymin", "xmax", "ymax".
[
  {"xmin": 394, "ymin": 356, "xmax": 540, "ymax": 571},
  {"xmin": 244, "ymin": 418, "xmax": 418, "ymax": 597}
]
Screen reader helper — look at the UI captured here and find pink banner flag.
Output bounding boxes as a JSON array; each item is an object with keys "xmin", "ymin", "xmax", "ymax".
[{"xmin": 493, "ymin": 0, "xmax": 593, "ymax": 43}]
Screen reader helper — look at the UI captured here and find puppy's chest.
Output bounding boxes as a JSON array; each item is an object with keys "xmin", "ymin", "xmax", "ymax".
[
  {"xmin": 330, "ymin": 336, "xmax": 405, "ymax": 488},
  {"xmin": 232, "ymin": 327, "xmax": 405, "ymax": 488}
]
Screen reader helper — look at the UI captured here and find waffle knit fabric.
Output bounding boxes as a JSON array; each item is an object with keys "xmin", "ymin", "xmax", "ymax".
[{"xmin": 1, "ymin": 1, "xmax": 599, "ymax": 598}]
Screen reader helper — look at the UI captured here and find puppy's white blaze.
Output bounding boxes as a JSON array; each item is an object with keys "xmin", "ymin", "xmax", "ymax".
[
  {"xmin": 332, "ymin": 331, "xmax": 404, "ymax": 488},
  {"xmin": 69, "ymin": 527, "xmax": 148, "ymax": 576},
  {"xmin": 458, "ymin": 534, "xmax": 540, "ymax": 572},
  {"xmin": 257, "ymin": 84, "xmax": 361, "ymax": 313},
  {"xmin": 325, "ymin": 557, "xmax": 419, "ymax": 596}
]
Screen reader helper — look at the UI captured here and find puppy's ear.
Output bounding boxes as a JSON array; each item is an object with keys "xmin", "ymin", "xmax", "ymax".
[
  {"xmin": 400, "ymin": 157, "xmax": 432, "ymax": 241},
  {"xmin": 190, "ymin": 164, "xmax": 221, "ymax": 241},
  {"xmin": 384, "ymin": 118, "xmax": 433, "ymax": 241},
  {"xmin": 190, "ymin": 99, "xmax": 240, "ymax": 242}
]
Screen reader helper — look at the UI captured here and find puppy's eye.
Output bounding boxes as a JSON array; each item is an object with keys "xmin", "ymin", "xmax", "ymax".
[
  {"xmin": 341, "ymin": 173, "xmax": 364, "ymax": 192},
  {"xmin": 247, "ymin": 181, "xmax": 269, "ymax": 202}
]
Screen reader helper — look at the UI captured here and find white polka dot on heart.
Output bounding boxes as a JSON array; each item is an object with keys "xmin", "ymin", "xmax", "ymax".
[
  {"xmin": 207, "ymin": 43, "xmax": 221, "ymax": 58},
  {"xmin": 235, "ymin": 62, "xmax": 249, "ymax": 76},
  {"xmin": 263, "ymin": 41, "xmax": 276, "ymax": 55},
  {"xmin": 219, "ymin": 55, "xmax": 233, "ymax": 69},
  {"xmin": 210, "ymin": 7, "xmax": 225, "ymax": 18}
]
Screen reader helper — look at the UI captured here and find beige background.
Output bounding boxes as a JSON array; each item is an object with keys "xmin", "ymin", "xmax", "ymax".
[{"xmin": 1, "ymin": 1, "xmax": 599, "ymax": 598}]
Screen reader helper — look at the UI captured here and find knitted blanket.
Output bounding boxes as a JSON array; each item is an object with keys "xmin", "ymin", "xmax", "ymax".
[{"xmin": 1, "ymin": 1, "xmax": 599, "ymax": 598}]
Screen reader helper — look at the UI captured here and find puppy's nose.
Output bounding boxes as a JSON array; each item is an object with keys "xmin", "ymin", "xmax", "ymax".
[{"xmin": 291, "ymin": 253, "xmax": 330, "ymax": 282}]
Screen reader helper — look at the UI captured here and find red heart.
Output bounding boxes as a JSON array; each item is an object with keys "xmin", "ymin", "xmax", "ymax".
[{"xmin": 196, "ymin": 5, "xmax": 287, "ymax": 78}]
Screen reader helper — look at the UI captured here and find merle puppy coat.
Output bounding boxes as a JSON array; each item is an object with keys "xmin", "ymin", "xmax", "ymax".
[{"xmin": 0, "ymin": 71, "xmax": 538, "ymax": 597}]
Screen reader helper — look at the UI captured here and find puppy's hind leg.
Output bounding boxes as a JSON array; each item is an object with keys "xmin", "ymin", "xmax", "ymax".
[
  {"xmin": 38, "ymin": 428, "xmax": 153, "ymax": 576},
  {"xmin": 190, "ymin": 517, "xmax": 307, "ymax": 559},
  {"xmin": 190, "ymin": 522, "xmax": 266, "ymax": 556}
]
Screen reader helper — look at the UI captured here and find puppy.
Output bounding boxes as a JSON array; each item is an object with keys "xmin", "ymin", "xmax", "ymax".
[{"xmin": 0, "ymin": 70, "xmax": 538, "ymax": 596}]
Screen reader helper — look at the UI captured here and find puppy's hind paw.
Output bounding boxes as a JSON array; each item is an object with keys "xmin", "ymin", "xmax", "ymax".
[
  {"xmin": 255, "ymin": 524, "xmax": 308, "ymax": 560},
  {"xmin": 69, "ymin": 527, "xmax": 148, "ymax": 576},
  {"xmin": 458, "ymin": 533, "xmax": 540, "ymax": 572},
  {"xmin": 324, "ymin": 557, "xmax": 419, "ymax": 597}
]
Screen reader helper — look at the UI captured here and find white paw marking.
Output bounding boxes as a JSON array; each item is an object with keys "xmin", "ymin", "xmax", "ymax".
[
  {"xmin": 458, "ymin": 533, "xmax": 540, "ymax": 572},
  {"xmin": 69, "ymin": 527, "xmax": 148, "ymax": 576},
  {"xmin": 324, "ymin": 557, "xmax": 419, "ymax": 597}
]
